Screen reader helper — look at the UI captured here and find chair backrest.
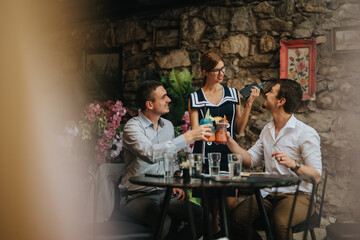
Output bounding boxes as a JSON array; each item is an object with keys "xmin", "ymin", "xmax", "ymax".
[{"xmin": 315, "ymin": 163, "xmax": 328, "ymax": 226}]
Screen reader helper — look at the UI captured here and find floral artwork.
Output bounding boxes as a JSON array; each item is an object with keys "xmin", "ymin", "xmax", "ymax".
[
  {"xmin": 287, "ymin": 47, "xmax": 310, "ymax": 94},
  {"xmin": 280, "ymin": 39, "xmax": 317, "ymax": 100}
]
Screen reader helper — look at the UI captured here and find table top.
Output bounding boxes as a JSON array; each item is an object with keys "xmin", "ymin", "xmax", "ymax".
[{"xmin": 129, "ymin": 174, "xmax": 309, "ymax": 189}]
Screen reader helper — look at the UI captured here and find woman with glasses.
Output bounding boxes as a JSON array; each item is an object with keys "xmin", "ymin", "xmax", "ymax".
[{"xmin": 188, "ymin": 49, "xmax": 260, "ymax": 237}]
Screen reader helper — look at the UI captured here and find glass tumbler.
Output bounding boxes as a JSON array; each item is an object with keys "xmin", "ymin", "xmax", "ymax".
[
  {"xmin": 228, "ymin": 153, "xmax": 243, "ymax": 179},
  {"xmin": 188, "ymin": 153, "xmax": 203, "ymax": 178},
  {"xmin": 208, "ymin": 152, "xmax": 221, "ymax": 176},
  {"xmin": 215, "ymin": 122, "xmax": 228, "ymax": 144}
]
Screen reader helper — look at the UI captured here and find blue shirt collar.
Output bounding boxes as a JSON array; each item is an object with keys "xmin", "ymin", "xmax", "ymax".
[{"xmin": 138, "ymin": 111, "xmax": 165, "ymax": 128}]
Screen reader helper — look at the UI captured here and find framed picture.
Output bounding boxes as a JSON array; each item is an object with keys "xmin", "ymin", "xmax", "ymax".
[
  {"xmin": 332, "ymin": 26, "xmax": 360, "ymax": 53},
  {"xmin": 153, "ymin": 27, "xmax": 180, "ymax": 49},
  {"xmin": 280, "ymin": 39, "xmax": 317, "ymax": 101},
  {"xmin": 83, "ymin": 48, "xmax": 123, "ymax": 101}
]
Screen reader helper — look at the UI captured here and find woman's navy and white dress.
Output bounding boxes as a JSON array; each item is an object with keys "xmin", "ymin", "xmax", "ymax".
[{"xmin": 189, "ymin": 86, "xmax": 239, "ymax": 172}]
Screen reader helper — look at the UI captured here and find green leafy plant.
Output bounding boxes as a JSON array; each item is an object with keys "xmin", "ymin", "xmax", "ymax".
[{"xmin": 162, "ymin": 69, "xmax": 195, "ymax": 126}]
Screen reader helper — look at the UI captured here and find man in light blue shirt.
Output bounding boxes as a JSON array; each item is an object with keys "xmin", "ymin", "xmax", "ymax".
[
  {"xmin": 226, "ymin": 79, "xmax": 322, "ymax": 240},
  {"xmin": 119, "ymin": 80, "xmax": 211, "ymax": 239}
]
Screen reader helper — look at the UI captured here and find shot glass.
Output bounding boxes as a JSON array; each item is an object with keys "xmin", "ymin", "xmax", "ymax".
[
  {"xmin": 188, "ymin": 153, "xmax": 203, "ymax": 178},
  {"xmin": 163, "ymin": 152, "xmax": 175, "ymax": 177},
  {"xmin": 228, "ymin": 153, "xmax": 243, "ymax": 179},
  {"xmin": 215, "ymin": 122, "xmax": 228, "ymax": 144},
  {"xmin": 208, "ymin": 152, "xmax": 221, "ymax": 176}
]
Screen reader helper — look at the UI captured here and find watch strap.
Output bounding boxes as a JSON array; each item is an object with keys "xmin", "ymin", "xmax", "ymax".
[{"xmin": 292, "ymin": 160, "xmax": 301, "ymax": 172}]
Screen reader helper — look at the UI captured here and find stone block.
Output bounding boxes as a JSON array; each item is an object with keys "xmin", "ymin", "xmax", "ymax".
[
  {"xmin": 116, "ymin": 22, "xmax": 146, "ymax": 44},
  {"xmin": 258, "ymin": 18, "xmax": 293, "ymax": 32},
  {"xmin": 230, "ymin": 7, "xmax": 256, "ymax": 32},
  {"xmin": 220, "ymin": 34, "xmax": 249, "ymax": 57},
  {"xmin": 260, "ymin": 35, "xmax": 276, "ymax": 53},
  {"xmin": 203, "ymin": 7, "xmax": 231, "ymax": 25},
  {"xmin": 292, "ymin": 20, "xmax": 315, "ymax": 38},
  {"xmin": 155, "ymin": 49, "xmax": 191, "ymax": 69},
  {"xmin": 253, "ymin": 2, "xmax": 275, "ymax": 18},
  {"xmin": 206, "ymin": 25, "xmax": 228, "ymax": 40},
  {"xmin": 238, "ymin": 54, "xmax": 273, "ymax": 67},
  {"xmin": 182, "ymin": 17, "xmax": 206, "ymax": 42}
]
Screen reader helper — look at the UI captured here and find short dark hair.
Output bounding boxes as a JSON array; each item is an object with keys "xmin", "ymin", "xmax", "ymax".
[
  {"xmin": 274, "ymin": 79, "xmax": 303, "ymax": 113},
  {"xmin": 136, "ymin": 80, "xmax": 164, "ymax": 111}
]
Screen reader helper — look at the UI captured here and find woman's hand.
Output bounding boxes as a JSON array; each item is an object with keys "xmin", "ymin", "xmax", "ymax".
[{"xmin": 247, "ymin": 86, "xmax": 260, "ymax": 105}]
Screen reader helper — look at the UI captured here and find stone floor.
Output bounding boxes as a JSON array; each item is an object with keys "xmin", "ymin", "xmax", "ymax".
[
  {"xmin": 260, "ymin": 228, "xmax": 327, "ymax": 240},
  {"xmin": 200, "ymin": 227, "xmax": 328, "ymax": 240}
]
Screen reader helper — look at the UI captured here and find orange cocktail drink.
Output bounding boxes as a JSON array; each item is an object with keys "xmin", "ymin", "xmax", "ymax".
[{"xmin": 215, "ymin": 121, "xmax": 227, "ymax": 144}]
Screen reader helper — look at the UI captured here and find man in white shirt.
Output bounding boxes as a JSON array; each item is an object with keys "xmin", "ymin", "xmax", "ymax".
[
  {"xmin": 119, "ymin": 80, "xmax": 211, "ymax": 240},
  {"xmin": 226, "ymin": 79, "xmax": 322, "ymax": 240}
]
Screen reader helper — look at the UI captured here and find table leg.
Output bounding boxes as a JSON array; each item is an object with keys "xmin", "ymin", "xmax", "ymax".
[
  {"xmin": 201, "ymin": 188, "xmax": 211, "ymax": 240},
  {"xmin": 218, "ymin": 189, "xmax": 229, "ymax": 238},
  {"xmin": 185, "ymin": 189, "xmax": 197, "ymax": 240},
  {"xmin": 155, "ymin": 187, "xmax": 172, "ymax": 240},
  {"xmin": 254, "ymin": 189, "xmax": 273, "ymax": 240}
]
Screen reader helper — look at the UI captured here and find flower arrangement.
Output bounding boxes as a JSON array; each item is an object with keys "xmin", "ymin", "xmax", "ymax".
[
  {"xmin": 176, "ymin": 111, "xmax": 194, "ymax": 169},
  {"xmin": 75, "ymin": 100, "xmax": 126, "ymax": 163}
]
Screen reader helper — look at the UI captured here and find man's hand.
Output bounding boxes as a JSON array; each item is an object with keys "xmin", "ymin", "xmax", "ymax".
[
  {"xmin": 183, "ymin": 123, "xmax": 212, "ymax": 143},
  {"xmin": 172, "ymin": 188, "xmax": 186, "ymax": 201},
  {"xmin": 272, "ymin": 151, "xmax": 296, "ymax": 169}
]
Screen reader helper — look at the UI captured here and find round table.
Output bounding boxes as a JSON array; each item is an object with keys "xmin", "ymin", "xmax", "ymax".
[{"xmin": 129, "ymin": 174, "xmax": 315, "ymax": 240}]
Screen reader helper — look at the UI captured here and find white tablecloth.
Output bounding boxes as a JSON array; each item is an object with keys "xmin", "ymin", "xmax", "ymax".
[{"xmin": 84, "ymin": 163, "xmax": 125, "ymax": 223}]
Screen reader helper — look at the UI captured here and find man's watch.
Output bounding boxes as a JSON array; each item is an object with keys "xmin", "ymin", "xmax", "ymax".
[{"xmin": 292, "ymin": 160, "xmax": 301, "ymax": 172}]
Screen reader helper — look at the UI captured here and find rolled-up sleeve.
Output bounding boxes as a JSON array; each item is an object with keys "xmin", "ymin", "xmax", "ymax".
[{"xmin": 300, "ymin": 127, "xmax": 322, "ymax": 175}]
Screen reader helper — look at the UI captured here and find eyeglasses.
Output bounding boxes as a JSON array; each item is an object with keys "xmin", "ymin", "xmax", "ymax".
[{"xmin": 210, "ymin": 65, "xmax": 226, "ymax": 75}]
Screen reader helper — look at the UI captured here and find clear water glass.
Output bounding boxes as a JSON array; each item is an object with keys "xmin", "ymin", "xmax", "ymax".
[
  {"xmin": 208, "ymin": 152, "xmax": 221, "ymax": 176},
  {"xmin": 228, "ymin": 153, "xmax": 243, "ymax": 179},
  {"xmin": 163, "ymin": 152, "xmax": 175, "ymax": 177},
  {"xmin": 188, "ymin": 153, "xmax": 203, "ymax": 178}
]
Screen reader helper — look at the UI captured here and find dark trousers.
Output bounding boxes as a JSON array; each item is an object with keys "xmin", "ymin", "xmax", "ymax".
[{"xmin": 121, "ymin": 190, "xmax": 203, "ymax": 240}]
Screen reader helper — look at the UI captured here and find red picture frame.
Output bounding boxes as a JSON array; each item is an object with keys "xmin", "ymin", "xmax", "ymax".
[{"xmin": 280, "ymin": 39, "xmax": 317, "ymax": 100}]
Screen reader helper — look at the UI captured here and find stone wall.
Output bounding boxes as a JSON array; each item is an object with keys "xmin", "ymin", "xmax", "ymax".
[{"xmin": 58, "ymin": 0, "xmax": 360, "ymax": 235}]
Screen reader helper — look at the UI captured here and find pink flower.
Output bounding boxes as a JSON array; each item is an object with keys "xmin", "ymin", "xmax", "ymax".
[
  {"xmin": 289, "ymin": 56, "xmax": 294, "ymax": 61},
  {"xmin": 103, "ymin": 129, "xmax": 115, "ymax": 139},
  {"xmin": 295, "ymin": 49, "xmax": 301, "ymax": 55},
  {"xmin": 180, "ymin": 123, "xmax": 188, "ymax": 133},
  {"xmin": 296, "ymin": 60, "xmax": 306, "ymax": 73},
  {"xmin": 182, "ymin": 111, "xmax": 190, "ymax": 126}
]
